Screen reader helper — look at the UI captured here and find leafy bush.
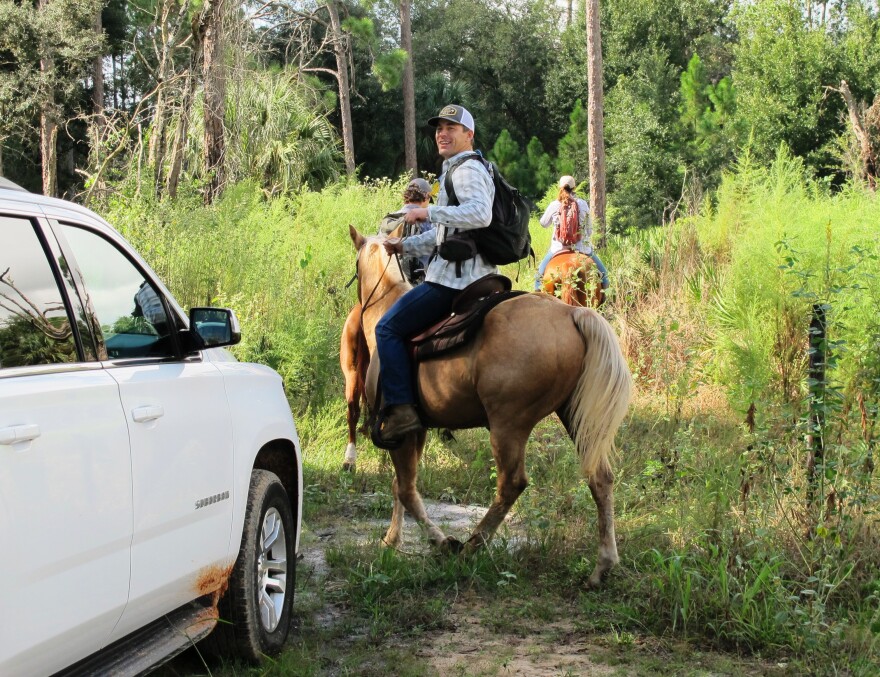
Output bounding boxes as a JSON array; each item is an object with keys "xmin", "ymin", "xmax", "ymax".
[
  {"xmin": 98, "ymin": 178, "xmax": 403, "ymax": 412},
  {"xmin": 696, "ymin": 147, "xmax": 880, "ymax": 415}
]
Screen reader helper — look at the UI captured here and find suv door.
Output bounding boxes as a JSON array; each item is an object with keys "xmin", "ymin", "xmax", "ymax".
[
  {"xmin": 0, "ymin": 215, "xmax": 133, "ymax": 675},
  {"xmin": 54, "ymin": 222, "xmax": 235, "ymax": 640}
]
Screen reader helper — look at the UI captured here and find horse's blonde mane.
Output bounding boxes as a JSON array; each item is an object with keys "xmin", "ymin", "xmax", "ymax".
[
  {"xmin": 358, "ymin": 235, "xmax": 402, "ymax": 278},
  {"xmin": 356, "ymin": 236, "xmax": 410, "ymax": 320}
]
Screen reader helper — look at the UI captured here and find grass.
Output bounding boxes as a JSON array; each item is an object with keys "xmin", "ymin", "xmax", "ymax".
[
  {"xmin": 109, "ymin": 167, "xmax": 878, "ymax": 676},
  {"xmin": 263, "ymin": 380, "xmax": 876, "ymax": 675}
]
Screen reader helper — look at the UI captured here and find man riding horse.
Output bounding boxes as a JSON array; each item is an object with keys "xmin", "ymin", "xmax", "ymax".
[{"xmin": 378, "ymin": 104, "xmax": 496, "ymax": 444}]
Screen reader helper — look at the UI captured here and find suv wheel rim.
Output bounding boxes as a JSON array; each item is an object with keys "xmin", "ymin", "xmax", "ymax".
[{"xmin": 257, "ymin": 507, "xmax": 287, "ymax": 632}]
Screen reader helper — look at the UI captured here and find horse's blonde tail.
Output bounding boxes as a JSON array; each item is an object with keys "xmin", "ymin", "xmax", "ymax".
[{"xmin": 567, "ymin": 308, "xmax": 633, "ymax": 478}]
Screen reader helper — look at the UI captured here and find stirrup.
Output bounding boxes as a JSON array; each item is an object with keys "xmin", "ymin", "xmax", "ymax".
[{"xmin": 370, "ymin": 408, "xmax": 403, "ymax": 450}]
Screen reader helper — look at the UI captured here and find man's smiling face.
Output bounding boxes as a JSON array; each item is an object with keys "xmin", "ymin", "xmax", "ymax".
[{"xmin": 435, "ymin": 119, "xmax": 474, "ymax": 159}]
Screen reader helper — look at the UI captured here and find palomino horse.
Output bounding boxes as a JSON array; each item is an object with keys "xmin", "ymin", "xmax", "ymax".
[
  {"xmin": 340, "ymin": 220, "xmax": 406, "ymax": 471},
  {"xmin": 542, "ymin": 250, "xmax": 605, "ymax": 307},
  {"xmin": 350, "ymin": 226, "xmax": 632, "ymax": 587}
]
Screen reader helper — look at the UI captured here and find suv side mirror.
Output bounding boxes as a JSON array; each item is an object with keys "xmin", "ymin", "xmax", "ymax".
[{"xmin": 185, "ymin": 307, "xmax": 242, "ymax": 351}]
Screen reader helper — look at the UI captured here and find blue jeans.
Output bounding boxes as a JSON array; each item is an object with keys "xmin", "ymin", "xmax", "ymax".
[
  {"xmin": 534, "ymin": 250, "xmax": 609, "ymax": 291},
  {"xmin": 375, "ymin": 282, "xmax": 459, "ymax": 406}
]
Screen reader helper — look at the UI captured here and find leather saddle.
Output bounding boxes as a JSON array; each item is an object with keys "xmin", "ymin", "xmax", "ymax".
[
  {"xmin": 409, "ymin": 274, "xmax": 526, "ymax": 361},
  {"xmin": 550, "ymin": 249, "xmax": 589, "ymax": 262},
  {"xmin": 368, "ymin": 275, "xmax": 525, "ymax": 450}
]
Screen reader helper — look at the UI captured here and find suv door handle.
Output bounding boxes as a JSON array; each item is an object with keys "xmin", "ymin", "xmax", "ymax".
[
  {"xmin": 131, "ymin": 405, "xmax": 164, "ymax": 423},
  {"xmin": 0, "ymin": 424, "xmax": 41, "ymax": 446}
]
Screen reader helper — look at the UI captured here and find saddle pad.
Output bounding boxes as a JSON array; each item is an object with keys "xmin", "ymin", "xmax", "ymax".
[{"xmin": 411, "ymin": 290, "xmax": 527, "ymax": 361}]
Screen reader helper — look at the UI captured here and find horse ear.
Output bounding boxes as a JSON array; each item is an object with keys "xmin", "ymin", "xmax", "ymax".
[
  {"xmin": 349, "ymin": 224, "xmax": 366, "ymax": 250},
  {"xmin": 388, "ymin": 222, "xmax": 404, "ymax": 238}
]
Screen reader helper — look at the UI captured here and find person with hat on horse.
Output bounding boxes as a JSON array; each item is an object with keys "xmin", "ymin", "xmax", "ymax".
[
  {"xmin": 377, "ymin": 104, "xmax": 496, "ymax": 443},
  {"xmin": 378, "ymin": 177, "xmax": 436, "ymax": 283},
  {"xmin": 535, "ymin": 175, "xmax": 609, "ymax": 291},
  {"xmin": 400, "ymin": 177, "xmax": 435, "ymax": 280}
]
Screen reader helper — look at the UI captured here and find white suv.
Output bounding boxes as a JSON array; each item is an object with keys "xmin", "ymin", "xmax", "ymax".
[{"xmin": 0, "ymin": 178, "xmax": 302, "ymax": 675}]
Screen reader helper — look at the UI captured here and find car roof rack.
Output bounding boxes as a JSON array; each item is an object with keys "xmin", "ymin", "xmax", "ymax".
[{"xmin": 0, "ymin": 176, "xmax": 29, "ymax": 192}]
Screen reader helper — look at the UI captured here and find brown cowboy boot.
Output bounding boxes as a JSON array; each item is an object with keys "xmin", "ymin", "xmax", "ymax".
[{"xmin": 381, "ymin": 404, "xmax": 423, "ymax": 442}]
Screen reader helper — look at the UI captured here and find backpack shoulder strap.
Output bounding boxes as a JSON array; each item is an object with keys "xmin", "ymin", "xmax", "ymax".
[{"xmin": 443, "ymin": 152, "xmax": 487, "ymax": 207}]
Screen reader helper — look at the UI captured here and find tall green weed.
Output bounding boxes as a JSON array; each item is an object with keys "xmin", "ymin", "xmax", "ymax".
[
  {"xmin": 696, "ymin": 147, "xmax": 880, "ymax": 414},
  {"xmin": 98, "ymin": 178, "xmax": 403, "ymax": 412}
]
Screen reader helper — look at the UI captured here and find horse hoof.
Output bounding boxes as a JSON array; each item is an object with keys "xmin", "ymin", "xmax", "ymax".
[
  {"xmin": 463, "ymin": 532, "xmax": 489, "ymax": 554},
  {"xmin": 342, "ymin": 462, "xmax": 355, "ymax": 473},
  {"xmin": 586, "ymin": 564, "xmax": 615, "ymax": 589},
  {"xmin": 585, "ymin": 575, "xmax": 602, "ymax": 589},
  {"xmin": 439, "ymin": 537, "xmax": 464, "ymax": 554}
]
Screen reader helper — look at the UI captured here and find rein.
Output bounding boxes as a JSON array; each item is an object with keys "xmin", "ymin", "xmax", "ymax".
[{"xmin": 355, "ymin": 244, "xmax": 407, "ymax": 318}]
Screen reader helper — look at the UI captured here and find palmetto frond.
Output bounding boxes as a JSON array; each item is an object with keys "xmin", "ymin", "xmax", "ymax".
[{"xmin": 185, "ymin": 68, "xmax": 342, "ymax": 194}]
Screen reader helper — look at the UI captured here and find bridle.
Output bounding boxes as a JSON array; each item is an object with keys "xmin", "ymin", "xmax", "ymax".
[{"xmin": 350, "ymin": 240, "xmax": 407, "ymax": 318}]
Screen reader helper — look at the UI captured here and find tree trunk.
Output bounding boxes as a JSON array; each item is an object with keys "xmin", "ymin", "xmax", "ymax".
[
  {"xmin": 41, "ymin": 112, "xmax": 58, "ymax": 197},
  {"xmin": 567, "ymin": 0, "xmax": 573, "ymax": 26},
  {"xmin": 201, "ymin": 0, "xmax": 226, "ymax": 202},
  {"xmin": 586, "ymin": 0, "xmax": 607, "ymax": 247},
  {"xmin": 166, "ymin": 67, "xmax": 197, "ymax": 198},
  {"xmin": 327, "ymin": 1, "xmax": 356, "ymax": 177},
  {"xmin": 806, "ymin": 303, "xmax": 827, "ymax": 513},
  {"xmin": 400, "ymin": 0, "xmax": 417, "ymax": 177},
  {"xmin": 89, "ymin": 4, "xmax": 106, "ymax": 196},
  {"xmin": 148, "ymin": 1, "xmax": 178, "ymax": 196},
  {"xmin": 112, "ymin": 55, "xmax": 118, "ymax": 109},
  {"xmin": 92, "ymin": 8, "xmax": 104, "ymax": 120},
  {"xmin": 0, "ymin": 141, "xmax": 4, "ymax": 177},
  {"xmin": 39, "ymin": 0, "xmax": 57, "ymax": 197},
  {"xmin": 149, "ymin": 82, "xmax": 168, "ymax": 185},
  {"xmin": 838, "ymin": 80, "xmax": 877, "ymax": 190}
]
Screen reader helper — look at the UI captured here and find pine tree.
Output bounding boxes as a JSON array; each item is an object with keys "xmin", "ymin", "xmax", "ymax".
[
  {"xmin": 557, "ymin": 99, "xmax": 588, "ymax": 181},
  {"xmin": 525, "ymin": 137, "xmax": 553, "ymax": 198},
  {"xmin": 487, "ymin": 129, "xmax": 524, "ymax": 189}
]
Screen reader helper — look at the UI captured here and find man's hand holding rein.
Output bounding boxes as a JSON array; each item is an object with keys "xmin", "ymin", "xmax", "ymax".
[
  {"xmin": 383, "ymin": 237, "xmax": 404, "ymax": 255},
  {"xmin": 404, "ymin": 207, "xmax": 429, "ymax": 224}
]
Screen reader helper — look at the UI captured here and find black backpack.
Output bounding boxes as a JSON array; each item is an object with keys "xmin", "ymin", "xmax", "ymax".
[{"xmin": 444, "ymin": 153, "xmax": 532, "ymax": 266}]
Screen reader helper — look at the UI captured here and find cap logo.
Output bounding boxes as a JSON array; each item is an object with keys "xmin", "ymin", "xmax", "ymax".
[{"xmin": 440, "ymin": 105, "xmax": 458, "ymax": 116}]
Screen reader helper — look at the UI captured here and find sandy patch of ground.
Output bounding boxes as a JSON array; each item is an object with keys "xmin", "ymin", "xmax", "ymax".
[
  {"xmin": 299, "ymin": 501, "xmax": 622, "ymax": 675},
  {"xmin": 415, "ymin": 604, "xmax": 618, "ymax": 676},
  {"xmin": 296, "ymin": 499, "xmax": 790, "ymax": 677}
]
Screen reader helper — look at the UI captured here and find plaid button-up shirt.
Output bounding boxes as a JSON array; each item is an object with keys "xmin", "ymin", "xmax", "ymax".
[{"xmin": 402, "ymin": 151, "xmax": 496, "ymax": 290}]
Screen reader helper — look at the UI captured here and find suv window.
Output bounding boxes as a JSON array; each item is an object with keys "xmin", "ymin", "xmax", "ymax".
[
  {"xmin": 60, "ymin": 224, "xmax": 175, "ymax": 360},
  {"xmin": 0, "ymin": 216, "xmax": 78, "ymax": 369}
]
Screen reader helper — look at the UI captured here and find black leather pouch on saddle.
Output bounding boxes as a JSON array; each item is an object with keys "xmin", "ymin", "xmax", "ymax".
[
  {"xmin": 409, "ymin": 274, "xmax": 525, "ymax": 361},
  {"xmin": 437, "ymin": 233, "xmax": 478, "ymax": 262}
]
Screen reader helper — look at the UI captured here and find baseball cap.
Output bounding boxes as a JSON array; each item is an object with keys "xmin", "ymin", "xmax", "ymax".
[
  {"xmin": 428, "ymin": 104, "xmax": 475, "ymax": 133},
  {"xmin": 559, "ymin": 175, "xmax": 576, "ymax": 190},
  {"xmin": 407, "ymin": 177, "xmax": 432, "ymax": 194}
]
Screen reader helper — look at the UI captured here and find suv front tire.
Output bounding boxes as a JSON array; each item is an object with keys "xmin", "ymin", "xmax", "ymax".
[{"xmin": 207, "ymin": 469, "xmax": 297, "ymax": 661}]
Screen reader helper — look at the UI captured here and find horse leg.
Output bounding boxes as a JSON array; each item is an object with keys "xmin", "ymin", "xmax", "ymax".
[
  {"xmin": 577, "ymin": 267, "xmax": 590, "ymax": 307},
  {"xmin": 340, "ymin": 304, "xmax": 364, "ymax": 471},
  {"xmin": 382, "ymin": 475, "xmax": 405, "ymax": 548},
  {"xmin": 383, "ymin": 430, "xmax": 451, "ymax": 549},
  {"xmin": 592, "ymin": 280, "xmax": 605, "ymax": 308},
  {"xmin": 590, "ymin": 267, "xmax": 605, "ymax": 308},
  {"xmin": 464, "ymin": 427, "xmax": 530, "ymax": 553},
  {"xmin": 343, "ymin": 397, "xmax": 359, "ymax": 471},
  {"xmin": 557, "ymin": 408, "xmax": 619, "ymax": 587},
  {"xmin": 586, "ymin": 462, "xmax": 619, "ymax": 587}
]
